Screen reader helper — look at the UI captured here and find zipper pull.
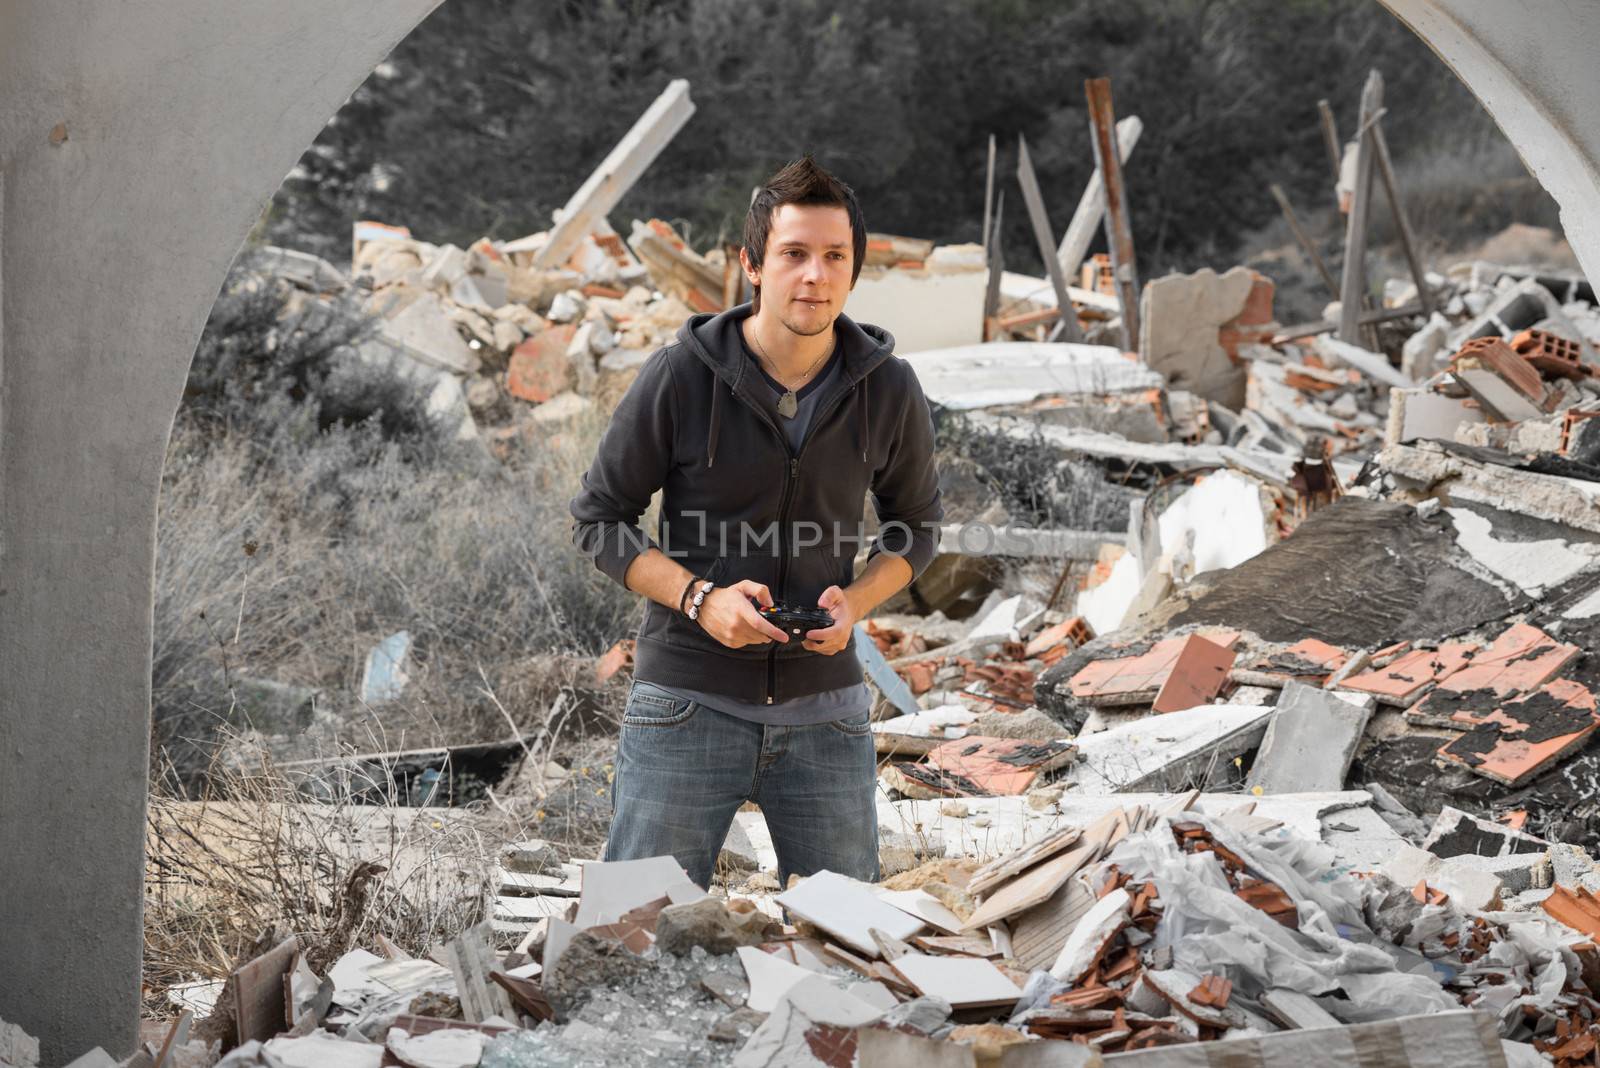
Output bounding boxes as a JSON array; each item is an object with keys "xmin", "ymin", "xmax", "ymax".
[{"xmin": 790, "ymin": 458, "xmax": 799, "ymax": 478}]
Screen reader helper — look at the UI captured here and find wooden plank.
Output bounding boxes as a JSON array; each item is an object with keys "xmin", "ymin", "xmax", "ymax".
[
  {"xmin": 1269, "ymin": 183, "xmax": 1339, "ymax": 298},
  {"xmin": 532, "ymin": 80, "xmax": 696, "ymax": 270},
  {"xmin": 1084, "ymin": 78, "xmax": 1140, "ymax": 352},
  {"xmin": 958, "ymin": 845, "xmax": 1090, "ymax": 930},
  {"xmin": 1317, "ymin": 99, "xmax": 1344, "ymax": 209},
  {"xmin": 231, "ymin": 936, "xmax": 298, "ymax": 1046},
  {"xmin": 981, "ymin": 133, "xmax": 997, "ymax": 256},
  {"xmin": 1015, "ymin": 135, "xmax": 1084, "ymax": 343},
  {"xmin": 1010, "ymin": 876, "xmax": 1098, "ymax": 971},
  {"xmin": 444, "ymin": 922, "xmax": 517, "ymax": 1023},
  {"xmin": 983, "ymin": 188, "xmax": 1007, "ymax": 331},
  {"xmin": 967, "ymin": 824, "xmax": 1083, "ymax": 898},
  {"xmin": 1057, "ymin": 115, "xmax": 1142, "ymax": 282},
  {"xmin": 1337, "ymin": 71, "xmax": 1383, "ymax": 344}
]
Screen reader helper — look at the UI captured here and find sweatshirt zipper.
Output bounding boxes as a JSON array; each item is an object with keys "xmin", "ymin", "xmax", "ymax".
[{"xmin": 721, "ymin": 368, "xmax": 870, "ymax": 704}]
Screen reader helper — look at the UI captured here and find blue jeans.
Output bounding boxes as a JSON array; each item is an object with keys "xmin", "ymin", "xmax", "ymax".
[{"xmin": 604, "ymin": 680, "xmax": 879, "ymax": 888}]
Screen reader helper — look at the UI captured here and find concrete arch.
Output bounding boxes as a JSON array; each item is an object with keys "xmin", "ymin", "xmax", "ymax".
[
  {"xmin": 1377, "ymin": 0, "xmax": 1600, "ymax": 285},
  {"xmin": 2, "ymin": 1, "xmax": 1599, "ymax": 1061},
  {"xmin": 0, "ymin": 2, "xmax": 442, "ymax": 1060}
]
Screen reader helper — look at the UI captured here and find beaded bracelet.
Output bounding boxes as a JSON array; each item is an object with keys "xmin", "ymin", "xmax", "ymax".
[{"xmin": 686, "ymin": 579, "xmax": 715, "ymax": 622}]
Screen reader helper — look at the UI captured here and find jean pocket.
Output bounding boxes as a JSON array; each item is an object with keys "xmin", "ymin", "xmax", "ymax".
[
  {"xmin": 827, "ymin": 711, "xmax": 872, "ymax": 737},
  {"xmin": 623, "ymin": 681, "xmax": 697, "ymax": 728}
]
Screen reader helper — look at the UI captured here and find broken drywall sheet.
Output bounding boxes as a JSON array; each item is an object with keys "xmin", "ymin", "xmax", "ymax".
[
  {"xmin": 1076, "ymin": 550, "xmax": 1142, "ymax": 637},
  {"xmin": 1157, "ymin": 470, "xmax": 1270, "ymax": 577}
]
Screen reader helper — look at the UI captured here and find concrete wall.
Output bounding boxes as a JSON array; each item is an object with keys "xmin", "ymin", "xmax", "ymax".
[
  {"xmin": 3, "ymin": 0, "xmax": 1600, "ymax": 1062},
  {"xmin": 0, "ymin": 2, "xmax": 441, "ymax": 1061},
  {"xmin": 1378, "ymin": 0, "xmax": 1600, "ymax": 285}
]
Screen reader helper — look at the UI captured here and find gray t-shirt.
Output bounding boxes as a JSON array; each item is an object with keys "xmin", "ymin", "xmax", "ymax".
[{"xmin": 663, "ymin": 336, "xmax": 871, "ymax": 726}]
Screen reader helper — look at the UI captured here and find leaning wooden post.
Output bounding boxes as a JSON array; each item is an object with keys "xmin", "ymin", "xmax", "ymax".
[
  {"xmin": 1370, "ymin": 117, "xmax": 1437, "ymax": 319},
  {"xmin": 1337, "ymin": 71, "xmax": 1383, "ymax": 344},
  {"xmin": 1270, "ymin": 183, "xmax": 1340, "ymax": 298},
  {"xmin": 981, "ymin": 133, "xmax": 997, "ymax": 257},
  {"xmin": 1016, "ymin": 135, "xmax": 1085, "ymax": 343},
  {"xmin": 1085, "ymin": 77, "xmax": 1141, "ymax": 353}
]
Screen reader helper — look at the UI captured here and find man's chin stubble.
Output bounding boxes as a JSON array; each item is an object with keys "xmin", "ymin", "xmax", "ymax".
[{"xmin": 780, "ymin": 307, "xmax": 834, "ymax": 338}]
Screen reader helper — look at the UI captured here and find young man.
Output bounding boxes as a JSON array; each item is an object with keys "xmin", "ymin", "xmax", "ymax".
[{"xmin": 569, "ymin": 156, "xmax": 944, "ymax": 887}]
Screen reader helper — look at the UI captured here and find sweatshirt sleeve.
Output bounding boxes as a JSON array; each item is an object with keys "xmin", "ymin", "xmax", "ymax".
[
  {"xmin": 569, "ymin": 347, "xmax": 678, "ymax": 589},
  {"xmin": 866, "ymin": 363, "xmax": 944, "ymax": 582}
]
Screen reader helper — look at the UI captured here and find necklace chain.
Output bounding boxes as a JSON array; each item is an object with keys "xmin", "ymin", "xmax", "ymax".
[{"xmin": 750, "ymin": 326, "xmax": 834, "ymax": 393}]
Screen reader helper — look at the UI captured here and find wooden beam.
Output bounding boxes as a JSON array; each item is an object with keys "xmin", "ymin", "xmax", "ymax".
[
  {"xmin": 1084, "ymin": 78, "xmax": 1140, "ymax": 352},
  {"xmin": 1015, "ymin": 135, "xmax": 1084, "ymax": 343},
  {"xmin": 1317, "ymin": 98, "xmax": 1344, "ymax": 210},
  {"xmin": 1369, "ymin": 118, "xmax": 1436, "ymax": 319},
  {"xmin": 981, "ymin": 133, "xmax": 997, "ymax": 256},
  {"xmin": 1337, "ymin": 71, "xmax": 1383, "ymax": 344},
  {"xmin": 1057, "ymin": 115, "xmax": 1142, "ymax": 282},
  {"xmin": 532, "ymin": 80, "xmax": 695, "ymax": 270},
  {"xmin": 984, "ymin": 188, "xmax": 1007, "ymax": 334},
  {"xmin": 1269, "ymin": 183, "xmax": 1340, "ymax": 298}
]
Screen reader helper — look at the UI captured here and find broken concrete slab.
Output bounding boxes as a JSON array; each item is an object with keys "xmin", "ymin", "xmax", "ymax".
[
  {"xmin": 377, "ymin": 291, "xmax": 480, "ymax": 375},
  {"xmin": 1312, "ymin": 334, "xmax": 1414, "ymax": 389},
  {"xmin": 1065, "ymin": 704, "xmax": 1274, "ymax": 794},
  {"xmin": 1381, "ymin": 440, "xmax": 1600, "ymax": 536},
  {"xmin": 1246, "ymin": 682, "xmax": 1374, "ymax": 794},
  {"xmin": 902, "ymin": 342, "xmax": 1163, "ymax": 410},
  {"xmin": 1423, "ymin": 806, "xmax": 1549, "ymax": 859},
  {"xmin": 1139, "ymin": 266, "xmax": 1259, "ymax": 406},
  {"xmin": 849, "ymin": 270, "xmax": 988, "ymax": 354}
]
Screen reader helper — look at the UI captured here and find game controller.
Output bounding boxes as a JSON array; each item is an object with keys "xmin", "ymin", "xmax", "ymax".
[{"xmin": 756, "ymin": 601, "xmax": 837, "ymax": 636}]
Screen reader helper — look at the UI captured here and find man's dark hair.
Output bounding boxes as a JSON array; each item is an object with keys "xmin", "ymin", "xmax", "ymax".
[{"xmin": 742, "ymin": 155, "xmax": 868, "ymax": 312}]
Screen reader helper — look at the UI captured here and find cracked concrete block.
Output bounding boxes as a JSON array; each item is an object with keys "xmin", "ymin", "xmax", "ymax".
[
  {"xmin": 1549, "ymin": 843, "xmax": 1600, "ymax": 890},
  {"xmin": 1139, "ymin": 266, "xmax": 1258, "ymax": 407}
]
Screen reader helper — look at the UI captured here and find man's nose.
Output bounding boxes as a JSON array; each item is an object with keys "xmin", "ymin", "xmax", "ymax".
[{"xmin": 802, "ymin": 255, "xmax": 827, "ymax": 286}]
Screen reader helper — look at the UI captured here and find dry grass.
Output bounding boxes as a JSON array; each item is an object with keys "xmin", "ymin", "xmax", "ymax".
[
  {"xmin": 143, "ymin": 742, "xmax": 502, "ymax": 1015},
  {"xmin": 153, "ymin": 389, "xmax": 637, "ymax": 784}
]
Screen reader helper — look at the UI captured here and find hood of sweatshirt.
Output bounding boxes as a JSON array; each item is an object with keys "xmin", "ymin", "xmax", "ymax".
[{"xmin": 677, "ymin": 303, "xmax": 897, "ymax": 469}]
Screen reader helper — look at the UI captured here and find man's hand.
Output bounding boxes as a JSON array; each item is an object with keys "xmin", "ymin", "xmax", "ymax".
[
  {"xmin": 803, "ymin": 585, "xmax": 858, "ymax": 655},
  {"xmin": 697, "ymin": 580, "xmax": 791, "ymax": 649}
]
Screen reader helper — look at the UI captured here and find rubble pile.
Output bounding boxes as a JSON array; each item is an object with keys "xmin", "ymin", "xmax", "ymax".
[{"xmin": 101, "ymin": 75, "xmax": 1600, "ymax": 1068}]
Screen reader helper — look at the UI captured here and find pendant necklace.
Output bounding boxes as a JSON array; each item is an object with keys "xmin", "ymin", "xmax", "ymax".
[{"xmin": 751, "ymin": 328, "xmax": 834, "ymax": 419}]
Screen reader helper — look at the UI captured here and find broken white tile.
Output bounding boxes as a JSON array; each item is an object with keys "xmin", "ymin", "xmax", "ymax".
[
  {"xmin": 731, "ymin": 975, "xmax": 886, "ymax": 1068},
  {"xmin": 737, "ymin": 945, "xmax": 820, "ymax": 1013},
  {"xmin": 1067, "ymin": 704, "xmax": 1274, "ymax": 794},
  {"xmin": 888, "ymin": 953, "xmax": 1022, "ymax": 1008},
  {"xmin": 776, "ymin": 871, "xmax": 925, "ymax": 957},
  {"xmin": 875, "ymin": 888, "xmax": 965, "ymax": 935},
  {"xmin": 573, "ymin": 855, "xmax": 693, "ymax": 927}
]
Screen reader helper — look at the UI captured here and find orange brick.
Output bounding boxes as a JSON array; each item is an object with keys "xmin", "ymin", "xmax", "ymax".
[{"xmin": 506, "ymin": 325, "xmax": 577, "ymax": 403}]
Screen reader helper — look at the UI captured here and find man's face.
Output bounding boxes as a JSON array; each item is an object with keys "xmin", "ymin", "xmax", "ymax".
[{"xmin": 746, "ymin": 203, "xmax": 854, "ymax": 337}]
